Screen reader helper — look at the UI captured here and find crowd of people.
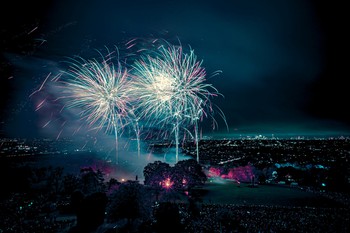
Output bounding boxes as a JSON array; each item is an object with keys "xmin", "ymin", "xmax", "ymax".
[
  {"xmin": 303, "ymin": 187, "xmax": 350, "ymax": 207},
  {"xmin": 0, "ymin": 193, "xmax": 75, "ymax": 233},
  {"xmin": 178, "ymin": 203, "xmax": 349, "ymax": 233},
  {"xmin": 1, "ymin": 187, "xmax": 349, "ymax": 232}
]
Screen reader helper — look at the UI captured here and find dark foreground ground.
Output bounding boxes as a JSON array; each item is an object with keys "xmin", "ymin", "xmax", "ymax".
[{"xmin": 200, "ymin": 178, "xmax": 343, "ymax": 208}]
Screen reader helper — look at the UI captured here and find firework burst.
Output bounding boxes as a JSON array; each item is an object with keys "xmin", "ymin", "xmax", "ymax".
[
  {"xmin": 36, "ymin": 40, "xmax": 226, "ymax": 164},
  {"xmin": 59, "ymin": 52, "xmax": 131, "ymax": 163},
  {"xmin": 131, "ymin": 42, "xmax": 223, "ymax": 162}
]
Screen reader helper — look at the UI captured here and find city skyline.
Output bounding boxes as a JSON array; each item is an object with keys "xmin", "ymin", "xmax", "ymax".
[{"xmin": 1, "ymin": 0, "xmax": 349, "ymax": 139}]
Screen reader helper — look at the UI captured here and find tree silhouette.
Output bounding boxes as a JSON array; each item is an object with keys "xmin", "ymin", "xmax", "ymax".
[
  {"xmin": 63, "ymin": 174, "xmax": 80, "ymax": 196},
  {"xmin": 46, "ymin": 166, "xmax": 64, "ymax": 195},
  {"xmin": 106, "ymin": 177, "xmax": 120, "ymax": 194},
  {"xmin": 107, "ymin": 181, "xmax": 152, "ymax": 231},
  {"xmin": 143, "ymin": 161, "xmax": 171, "ymax": 187},
  {"xmin": 80, "ymin": 167, "xmax": 105, "ymax": 194},
  {"xmin": 172, "ymin": 159, "xmax": 207, "ymax": 190}
]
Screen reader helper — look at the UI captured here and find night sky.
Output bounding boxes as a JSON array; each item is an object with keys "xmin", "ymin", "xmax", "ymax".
[{"xmin": 0, "ymin": 0, "xmax": 349, "ymax": 138}]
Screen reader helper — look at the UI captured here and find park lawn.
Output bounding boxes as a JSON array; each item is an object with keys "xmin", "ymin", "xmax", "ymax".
[{"xmin": 198, "ymin": 179, "xmax": 343, "ymax": 208}]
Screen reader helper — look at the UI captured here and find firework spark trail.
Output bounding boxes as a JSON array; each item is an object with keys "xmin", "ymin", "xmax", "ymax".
[
  {"xmin": 126, "ymin": 38, "xmax": 138, "ymax": 46},
  {"xmin": 51, "ymin": 72, "xmax": 63, "ymax": 82},
  {"xmin": 126, "ymin": 43, "xmax": 136, "ymax": 49},
  {"xmin": 42, "ymin": 120, "xmax": 51, "ymax": 128},
  {"xmin": 72, "ymin": 125, "xmax": 83, "ymax": 136},
  {"xmin": 27, "ymin": 26, "xmax": 38, "ymax": 35},
  {"xmin": 35, "ymin": 99, "xmax": 46, "ymax": 111},
  {"xmin": 125, "ymin": 107, "xmax": 142, "ymax": 158},
  {"xmin": 34, "ymin": 38, "xmax": 47, "ymax": 46},
  {"xmin": 58, "ymin": 53, "xmax": 132, "ymax": 164},
  {"xmin": 131, "ymin": 41, "xmax": 224, "ymax": 162},
  {"xmin": 56, "ymin": 129, "xmax": 63, "ymax": 140},
  {"xmin": 30, "ymin": 72, "xmax": 51, "ymax": 97}
]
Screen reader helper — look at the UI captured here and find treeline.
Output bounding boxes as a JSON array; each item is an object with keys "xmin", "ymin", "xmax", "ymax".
[{"xmin": 0, "ymin": 159, "xmax": 208, "ymax": 232}]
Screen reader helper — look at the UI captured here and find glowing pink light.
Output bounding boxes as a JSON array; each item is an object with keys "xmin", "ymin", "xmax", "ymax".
[
  {"xmin": 209, "ymin": 165, "xmax": 256, "ymax": 183},
  {"xmin": 162, "ymin": 178, "xmax": 173, "ymax": 189},
  {"xmin": 208, "ymin": 167, "xmax": 222, "ymax": 177}
]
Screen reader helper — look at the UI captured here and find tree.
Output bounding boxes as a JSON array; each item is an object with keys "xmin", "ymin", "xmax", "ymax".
[
  {"xmin": 143, "ymin": 161, "xmax": 173, "ymax": 201},
  {"xmin": 1, "ymin": 165, "xmax": 32, "ymax": 196},
  {"xmin": 63, "ymin": 174, "xmax": 81, "ymax": 196},
  {"xmin": 34, "ymin": 167, "xmax": 48, "ymax": 183},
  {"xmin": 46, "ymin": 166, "xmax": 64, "ymax": 195},
  {"xmin": 258, "ymin": 173, "xmax": 266, "ymax": 184},
  {"xmin": 107, "ymin": 181, "xmax": 152, "ymax": 231},
  {"xmin": 106, "ymin": 177, "xmax": 120, "ymax": 194},
  {"xmin": 172, "ymin": 159, "xmax": 207, "ymax": 190},
  {"xmin": 80, "ymin": 167, "xmax": 105, "ymax": 194},
  {"xmin": 143, "ymin": 161, "xmax": 171, "ymax": 187}
]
